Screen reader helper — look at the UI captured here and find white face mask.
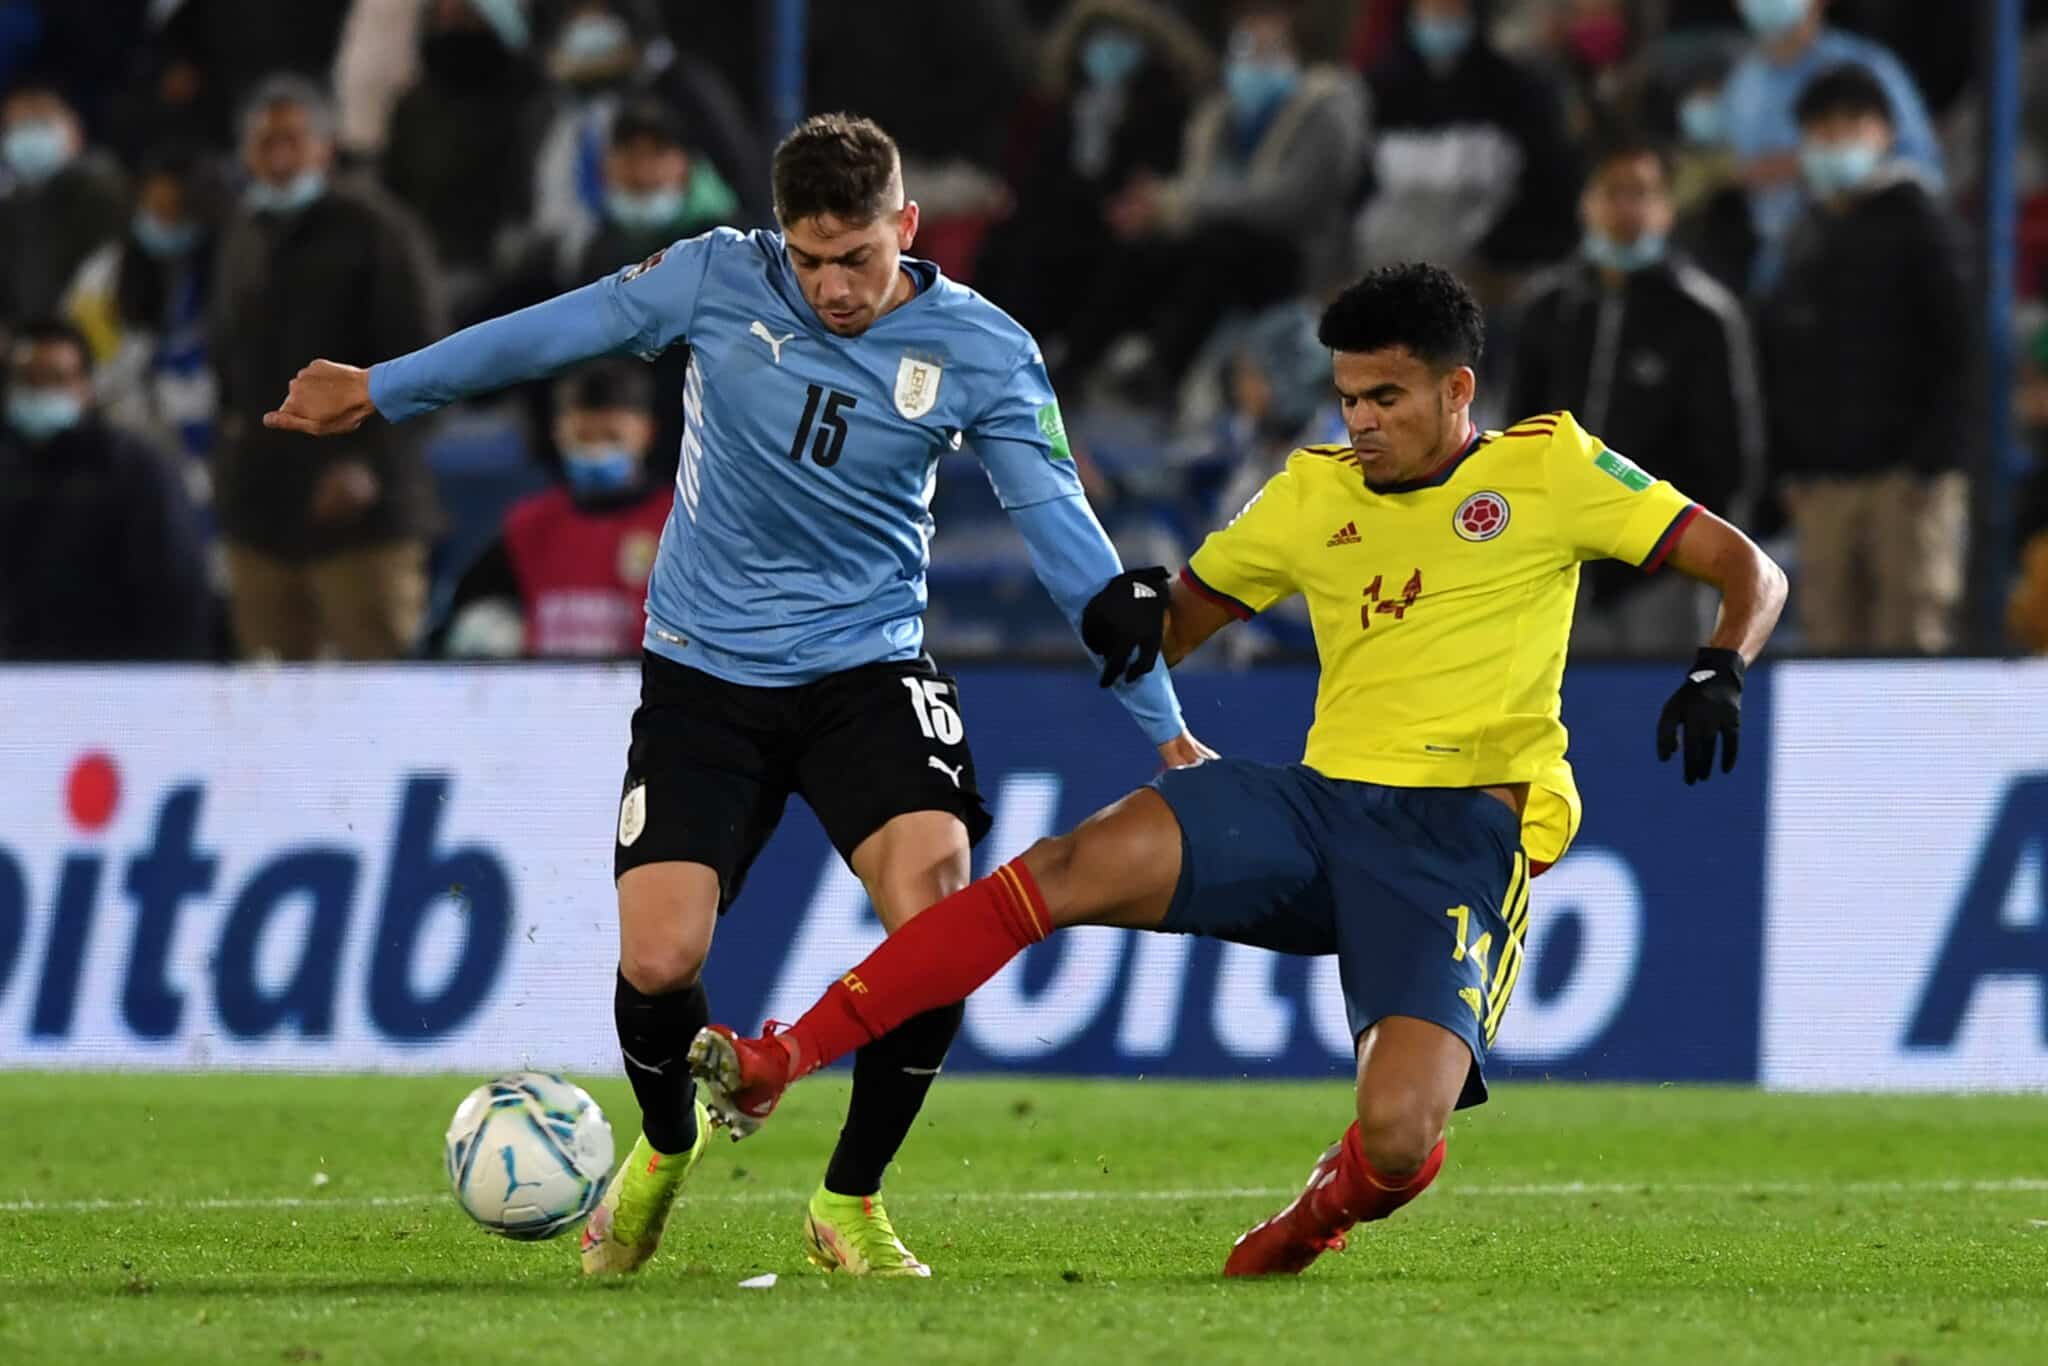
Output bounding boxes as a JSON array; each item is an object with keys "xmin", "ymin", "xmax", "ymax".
[
  {"xmin": 3, "ymin": 118, "xmax": 72, "ymax": 183},
  {"xmin": 1738, "ymin": 0, "xmax": 1810, "ymax": 39}
]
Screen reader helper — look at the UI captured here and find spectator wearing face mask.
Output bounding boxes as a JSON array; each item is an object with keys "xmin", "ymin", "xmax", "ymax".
[
  {"xmin": 1506, "ymin": 128, "xmax": 1765, "ymax": 656},
  {"xmin": 575, "ymin": 96, "xmax": 737, "ymax": 285},
  {"xmin": 1666, "ymin": 59, "xmax": 1760, "ymax": 298},
  {"xmin": 572, "ymin": 96, "xmax": 737, "ymax": 480},
  {"xmin": 381, "ymin": 0, "xmax": 548, "ymax": 320},
  {"xmin": 212, "ymin": 74, "xmax": 444, "ymax": 661},
  {"xmin": 1758, "ymin": 64, "xmax": 1973, "ymax": 655},
  {"xmin": 63, "ymin": 141, "xmax": 227, "ymax": 478},
  {"xmin": 527, "ymin": 0, "xmax": 766, "ymax": 269},
  {"xmin": 972, "ymin": 0, "xmax": 1213, "ymax": 346},
  {"xmin": 1054, "ymin": 0, "xmax": 1368, "ymax": 403},
  {"xmin": 1719, "ymin": 0, "xmax": 1940, "ymax": 293},
  {"xmin": 0, "ymin": 317, "xmax": 212, "ymax": 661},
  {"xmin": 436, "ymin": 361, "xmax": 672, "ymax": 660},
  {"xmin": 0, "ymin": 81, "xmax": 128, "ymax": 326},
  {"xmin": 1358, "ymin": 0, "xmax": 1578, "ymax": 302}
]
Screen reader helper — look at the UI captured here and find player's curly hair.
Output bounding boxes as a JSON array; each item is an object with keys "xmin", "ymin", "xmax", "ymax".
[
  {"xmin": 772, "ymin": 112, "xmax": 902, "ymax": 227},
  {"xmin": 1317, "ymin": 263, "xmax": 1485, "ymax": 371}
]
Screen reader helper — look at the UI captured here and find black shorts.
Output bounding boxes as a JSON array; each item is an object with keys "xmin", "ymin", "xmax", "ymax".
[{"xmin": 613, "ymin": 651, "xmax": 992, "ymax": 910}]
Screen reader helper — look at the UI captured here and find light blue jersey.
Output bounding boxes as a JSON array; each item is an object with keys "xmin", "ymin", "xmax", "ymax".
[{"xmin": 371, "ymin": 227, "xmax": 1183, "ymax": 744}]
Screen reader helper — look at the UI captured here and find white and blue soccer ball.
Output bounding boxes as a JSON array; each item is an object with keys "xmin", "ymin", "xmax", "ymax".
[{"xmin": 444, "ymin": 1072, "xmax": 615, "ymax": 1241}]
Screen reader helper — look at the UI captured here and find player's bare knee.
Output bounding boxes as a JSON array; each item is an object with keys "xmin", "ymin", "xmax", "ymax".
[
  {"xmin": 617, "ymin": 937, "xmax": 706, "ymax": 994},
  {"xmin": 1354, "ymin": 1092, "xmax": 1442, "ymax": 1182},
  {"xmin": 1018, "ymin": 833, "xmax": 1080, "ymax": 921}
]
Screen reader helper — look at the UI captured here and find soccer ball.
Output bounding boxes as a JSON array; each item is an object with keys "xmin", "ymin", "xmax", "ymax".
[{"xmin": 444, "ymin": 1072, "xmax": 615, "ymax": 1240}]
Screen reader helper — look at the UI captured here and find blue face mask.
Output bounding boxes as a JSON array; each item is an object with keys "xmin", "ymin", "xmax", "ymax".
[
  {"xmin": 1080, "ymin": 30, "xmax": 1144, "ymax": 88},
  {"xmin": 4, "ymin": 119, "xmax": 72, "ymax": 183},
  {"xmin": 8, "ymin": 387, "xmax": 85, "ymax": 442},
  {"xmin": 1583, "ymin": 229, "xmax": 1666, "ymax": 273},
  {"xmin": 606, "ymin": 186, "xmax": 684, "ymax": 231},
  {"xmin": 1679, "ymin": 94, "xmax": 1726, "ymax": 146},
  {"xmin": 1738, "ymin": 0, "xmax": 1809, "ymax": 38},
  {"xmin": 562, "ymin": 444, "xmax": 639, "ymax": 493},
  {"xmin": 1224, "ymin": 59, "xmax": 1299, "ymax": 120},
  {"xmin": 1409, "ymin": 14, "xmax": 1475, "ymax": 65},
  {"xmin": 558, "ymin": 13, "xmax": 630, "ymax": 65},
  {"xmin": 133, "ymin": 211, "xmax": 200, "ymax": 258},
  {"xmin": 1800, "ymin": 140, "xmax": 1881, "ymax": 196},
  {"xmin": 246, "ymin": 169, "xmax": 327, "ymax": 215}
]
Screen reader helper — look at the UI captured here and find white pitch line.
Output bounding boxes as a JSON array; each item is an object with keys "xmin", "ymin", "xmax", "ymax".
[{"xmin": 3, "ymin": 1177, "xmax": 2046, "ymax": 1216}]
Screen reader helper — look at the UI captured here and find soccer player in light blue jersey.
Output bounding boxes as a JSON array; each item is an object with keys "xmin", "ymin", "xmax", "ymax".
[{"xmin": 266, "ymin": 113, "xmax": 1210, "ymax": 1277}]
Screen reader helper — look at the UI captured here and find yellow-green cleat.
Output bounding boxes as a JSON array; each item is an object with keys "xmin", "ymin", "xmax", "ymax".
[
  {"xmin": 578, "ymin": 1099, "xmax": 710, "ymax": 1276},
  {"xmin": 802, "ymin": 1186, "xmax": 931, "ymax": 1278}
]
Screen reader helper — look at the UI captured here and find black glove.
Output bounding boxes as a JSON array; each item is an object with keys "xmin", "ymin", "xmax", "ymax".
[
  {"xmin": 1657, "ymin": 647, "xmax": 1744, "ymax": 785},
  {"xmin": 1081, "ymin": 566, "xmax": 1171, "ymax": 687}
]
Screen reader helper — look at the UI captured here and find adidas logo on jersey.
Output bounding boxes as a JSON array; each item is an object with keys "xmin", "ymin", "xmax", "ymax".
[
  {"xmin": 1132, "ymin": 582, "xmax": 1158, "ymax": 599},
  {"xmin": 1326, "ymin": 521, "xmax": 1361, "ymax": 547}
]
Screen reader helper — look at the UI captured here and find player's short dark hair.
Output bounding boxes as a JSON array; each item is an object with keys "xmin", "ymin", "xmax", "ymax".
[
  {"xmin": 556, "ymin": 360, "xmax": 653, "ymax": 415},
  {"xmin": 1794, "ymin": 64, "xmax": 1893, "ymax": 128},
  {"xmin": 1583, "ymin": 125, "xmax": 1673, "ymax": 187},
  {"xmin": 771, "ymin": 112, "xmax": 901, "ymax": 227},
  {"xmin": 9, "ymin": 316, "xmax": 90, "ymax": 365},
  {"xmin": 610, "ymin": 97, "xmax": 684, "ymax": 152},
  {"xmin": 1318, "ymin": 263, "xmax": 1485, "ymax": 371}
]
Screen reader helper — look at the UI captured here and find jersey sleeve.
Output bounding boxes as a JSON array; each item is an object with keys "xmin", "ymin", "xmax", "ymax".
[
  {"xmin": 968, "ymin": 343, "xmax": 1084, "ymax": 509},
  {"xmin": 1184, "ymin": 466, "xmax": 1303, "ymax": 617},
  {"xmin": 1544, "ymin": 413, "xmax": 1701, "ymax": 571},
  {"xmin": 369, "ymin": 228, "xmax": 729, "ymax": 422}
]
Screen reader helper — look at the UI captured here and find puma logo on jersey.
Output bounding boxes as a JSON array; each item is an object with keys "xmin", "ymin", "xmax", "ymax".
[
  {"xmin": 749, "ymin": 320, "xmax": 795, "ymax": 363},
  {"xmin": 928, "ymin": 755, "xmax": 965, "ymax": 787},
  {"xmin": 1326, "ymin": 521, "xmax": 1361, "ymax": 547}
]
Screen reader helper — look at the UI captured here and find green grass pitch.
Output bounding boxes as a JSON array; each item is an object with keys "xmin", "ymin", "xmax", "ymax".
[{"xmin": 2, "ymin": 1073, "xmax": 2044, "ymax": 1364}]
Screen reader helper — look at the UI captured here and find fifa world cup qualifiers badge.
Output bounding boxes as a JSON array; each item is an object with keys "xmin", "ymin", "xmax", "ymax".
[
  {"xmin": 1594, "ymin": 447, "xmax": 1654, "ymax": 492},
  {"xmin": 1037, "ymin": 401, "xmax": 1072, "ymax": 461}
]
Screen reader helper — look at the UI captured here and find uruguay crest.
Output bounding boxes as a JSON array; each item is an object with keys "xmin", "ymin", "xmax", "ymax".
[{"xmin": 895, "ymin": 354, "xmax": 943, "ymax": 419}]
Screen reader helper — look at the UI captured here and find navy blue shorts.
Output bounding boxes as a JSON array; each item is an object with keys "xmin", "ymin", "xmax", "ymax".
[{"xmin": 1151, "ymin": 759, "xmax": 1531, "ymax": 1109}]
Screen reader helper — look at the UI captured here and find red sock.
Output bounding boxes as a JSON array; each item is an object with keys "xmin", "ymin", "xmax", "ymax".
[
  {"xmin": 785, "ymin": 859, "xmax": 1049, "ymax": 1075},
  {"xmin": 1310, "ymin": 1123, "xmax": 1446, "ymax": 1230}
]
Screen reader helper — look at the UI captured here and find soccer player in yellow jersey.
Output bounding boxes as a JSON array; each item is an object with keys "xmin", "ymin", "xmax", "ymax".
[{"xmin": 685, "ymin": 263, "xmax": 1788, "ymax": 1276}]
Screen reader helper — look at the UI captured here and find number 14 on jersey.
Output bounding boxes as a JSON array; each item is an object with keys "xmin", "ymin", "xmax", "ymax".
[{"xmin": 1361, "ymin": 569, "xmax": 1424, "ymax": 630}]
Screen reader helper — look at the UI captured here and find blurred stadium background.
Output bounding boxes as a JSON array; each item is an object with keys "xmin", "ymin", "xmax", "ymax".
[{"xmin": 2, "ymin": 2, "xmax": 2047, "ymax": 1360}]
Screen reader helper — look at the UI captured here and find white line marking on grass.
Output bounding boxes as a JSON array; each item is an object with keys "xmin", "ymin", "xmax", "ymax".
[{"xmin": 4, "ymin": 1177, "xmax": 2046, "ymax": 1216}]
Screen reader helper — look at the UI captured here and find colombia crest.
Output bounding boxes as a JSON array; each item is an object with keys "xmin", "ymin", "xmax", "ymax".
[{"xmin": 1453, "ymin": 491, "xmax": 1510, "ymax": 542}]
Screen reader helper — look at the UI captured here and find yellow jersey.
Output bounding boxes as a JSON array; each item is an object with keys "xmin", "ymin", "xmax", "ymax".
[{"xmin": 1183, "ymin": 410, "xmax": 1698, "ymax": 867}]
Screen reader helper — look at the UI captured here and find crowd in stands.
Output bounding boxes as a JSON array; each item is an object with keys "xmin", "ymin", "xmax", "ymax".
[{"xmin": 0, "ymin": 0, "xmax": 2042, "ymax": 665}]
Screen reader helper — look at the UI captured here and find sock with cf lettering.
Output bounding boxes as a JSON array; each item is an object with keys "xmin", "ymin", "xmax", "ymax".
[{"xmin": 788, "ymin": 860, "xmax": 1048, "ymax": 1075}]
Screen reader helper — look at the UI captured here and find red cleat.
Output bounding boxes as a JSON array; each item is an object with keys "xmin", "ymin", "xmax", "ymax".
[
  {"xmin": 686, "ymin": 1023, "xmax": 796, "ymax": 1140},
  {"xmin": 1223, "ymin": 1141, "xmax": 1357, "ymax": 1277}
]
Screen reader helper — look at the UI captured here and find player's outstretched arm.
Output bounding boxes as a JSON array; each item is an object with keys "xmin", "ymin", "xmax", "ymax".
[
  {"xmin": 263, "ymin": 234, "xmax": 718, "ymax": 436},
  {"xmin": 1654, "ymin": 509, "xmax": 1788, "ymax": 784},
  {"xmin": 1000, "ymin": 491, "xmax": 1208, "ymax": 763}
]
